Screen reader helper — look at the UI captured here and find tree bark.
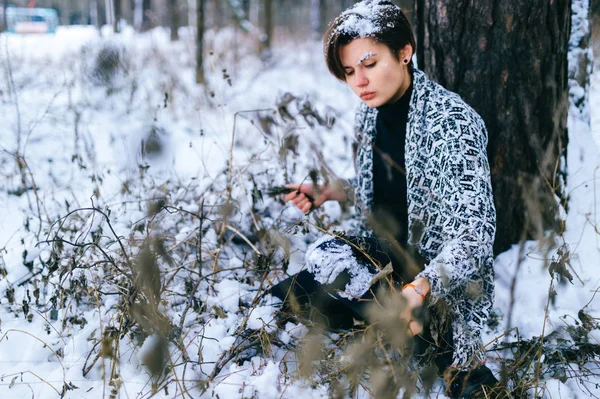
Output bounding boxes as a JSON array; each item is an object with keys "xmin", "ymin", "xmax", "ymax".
[
  {"xmin": 212, "ymin": 0, "xmax": 224, "ymax": 28},
  {"xmin": 114, "ymin": 0, "xmax": 121, "ymax": 32},
  {"xmin": 196, "ymin": 0, "xmax": 205, "ymax": 84},
  {"xmin": 310, "ymin": 0, "xmax": 327, "ymax": 36},
  {"xmin": 134, "ymin": 0, "xmax": 142, "ymax": 30},
  {"xmin": 241, "ymin": 0, "xmax": 250, "ymax": 18},
  {"xmin": 105, "ymin": 0, "xmax": 114, "ymax": 28},
  {"xmin": 141, "ymin": 0, "xmax": 152, "ymax": 31},
  {"xmin": 415, "ymin": 0, "xmax": 571, "ymax": 255},
  {"xmin": 2, "ymin": 0, "xmax": 8, "ymax": 33},
  {"xmin": 90, "ymin": 0, "xmax": 99, "ymax": 29},
  {"xmin": 97, "ymin": 0, "xmax": 107, "ymax": 27},
  {"xmin": 261, "ymin": 0, "xmax": 273, "ymax": 59},
  {"xmin": 169, "ymin": 0, "xmax": 179, "ymax": 40}
]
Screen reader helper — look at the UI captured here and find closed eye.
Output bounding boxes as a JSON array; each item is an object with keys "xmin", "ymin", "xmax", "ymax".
[
  {"xmin": 365, "ymin": 62, "xmax": 376, "ymax": 68},
  {"xmin": 345, "ymin": 69, "xmax": 354, "ymax": 76}
]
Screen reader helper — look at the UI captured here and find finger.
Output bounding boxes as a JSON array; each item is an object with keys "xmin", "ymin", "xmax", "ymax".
[
  {"xmin": 283, "ymin": 184, "xmax": 301, "ymax": 201},
  {"xmin": 297, "ymin": 197, "xmax": 311, "ymax": 211},
  {"xmin": 400, "ymin": 307, "xmax": 412, "ymax": 322},
  {"xmin": 292, "ymin": 194, "xmax": 306, "ymax": 206},
  {"xmin": 409, "ymin": 320, "xmax": 423, "ymax": 335},
  {"xmin": 302, "ymin": 202, "xmax": 313, "ymax": 213},
  {"xmin": 284, "ymin": 191, "xmax": 298, "ymax": 202}
]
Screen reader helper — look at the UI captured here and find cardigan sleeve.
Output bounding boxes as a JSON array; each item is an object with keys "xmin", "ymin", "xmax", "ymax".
[{"xmin": 416, "ymin": 113, "xmax": 496, "ymax": 305}]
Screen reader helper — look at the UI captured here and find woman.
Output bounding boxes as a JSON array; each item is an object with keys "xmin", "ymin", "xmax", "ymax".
[{"xmin": 271, "ymin": 1, "xmax": 497, "ymax": 397}]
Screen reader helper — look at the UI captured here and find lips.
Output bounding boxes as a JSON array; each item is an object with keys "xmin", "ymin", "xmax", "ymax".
[{"xmin": 360, "ymin": 91, "xmax": 376, "ymax": 100}]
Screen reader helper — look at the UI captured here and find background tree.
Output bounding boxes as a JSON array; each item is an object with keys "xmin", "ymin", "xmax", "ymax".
[
  {"xmin": 90, "ymin": 0, "xmax": 99, "ymax": 29},
  {"xmin": 2, "ymin": 0, "xmax": 8, "ymax": 33},
  {"xmin": 310, "ymin": 0, "xmax": 327, "ymax": 37},
  {"xmin": 195, "ymin": 0, "xmax": 205, "ymax": 84},
  {"xmin": 241, "ymin": 0, "xmax": 250, "ymax": 18},
  {"xmin": 261, "ymin": 0, "xmax": 273, "ymax": 59},
  {"xmin": 226, "ymin": 0, "xmax": 251, "ymax": 32},
  {"xmin": 141, "ymin": 0, "xmax": 152, "ymax": 31},
  {"xmin": 103, "ymin": 0, "xmax": 114, "ymax": 29},
  {"xmin": 593, "ymin": 0, "xmax": 600, "ymax": 66},
  {"xmin": 414, "ymin": 0, "xmax": 572, "ymax": 254},
  {"xmin": 168, "ymin": 0, "xmax": 179, "ymax": 40},
  {"xmin": 113, "ymin": 0, "xmax": 121, "ymax": 33}
]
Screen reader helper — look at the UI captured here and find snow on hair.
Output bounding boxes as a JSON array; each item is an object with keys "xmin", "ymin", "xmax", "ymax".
[{"xmin": 332, "ymin": 0, "xmax": 401, "ymax": 39}]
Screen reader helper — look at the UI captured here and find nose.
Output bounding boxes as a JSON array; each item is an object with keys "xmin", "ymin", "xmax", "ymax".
[{"xmin": 355, "ymin": 70, "xmax": 368, "ymax": 87}]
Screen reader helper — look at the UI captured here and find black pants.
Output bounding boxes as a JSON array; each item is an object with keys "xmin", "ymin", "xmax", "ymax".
[
  {"xmin": 270, "ymin": 235, "xmax": 497, "ymax": 398},
  {"xmin": 272, "ymin": 235, "xmax": 425, "ymax": 325}
]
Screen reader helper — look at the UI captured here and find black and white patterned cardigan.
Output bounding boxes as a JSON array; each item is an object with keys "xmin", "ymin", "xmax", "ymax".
[{"xmin": 349, "ymin": 68, "xmax": 496, "ymax": 368}]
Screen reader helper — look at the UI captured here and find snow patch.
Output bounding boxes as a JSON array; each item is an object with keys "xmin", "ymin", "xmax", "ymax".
[
  {"xmin": 247, "ymin": 305, "xmax": 277, "ymax": 333},
  {"xmin": 334, "ymin": 0, "xmax": 400, "ymax": 39}
]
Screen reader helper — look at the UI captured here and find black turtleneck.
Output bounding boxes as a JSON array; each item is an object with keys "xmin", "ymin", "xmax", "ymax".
[{"xmin": 372, "ymin": 82, "xmax": 413, "ymax": 246}]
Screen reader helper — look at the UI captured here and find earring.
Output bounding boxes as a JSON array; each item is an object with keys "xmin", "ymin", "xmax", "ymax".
[{"xmin": 404, "ymin": 59, "xmax": 409, "ymax": 64}]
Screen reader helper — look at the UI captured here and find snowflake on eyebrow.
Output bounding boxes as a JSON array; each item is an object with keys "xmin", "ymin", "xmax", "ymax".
[{"xmin": 357, "ymin": 51, "xmax": 374, "ymax": 65}]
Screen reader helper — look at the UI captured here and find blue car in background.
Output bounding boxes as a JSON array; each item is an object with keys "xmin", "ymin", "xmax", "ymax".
[{"xmin": 2, "ymin": 7, "xmax": 59, "ymax": 34}]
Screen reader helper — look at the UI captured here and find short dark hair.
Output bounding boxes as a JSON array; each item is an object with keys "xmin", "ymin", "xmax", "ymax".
[{"xmin": 324, "ymin": 0, "xmax": 416, "ymax": 81}]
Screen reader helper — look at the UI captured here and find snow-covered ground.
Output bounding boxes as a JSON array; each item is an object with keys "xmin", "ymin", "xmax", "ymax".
[{"xmin": 0, "ymin": 23, "xmax": 599, "ymax": 398}]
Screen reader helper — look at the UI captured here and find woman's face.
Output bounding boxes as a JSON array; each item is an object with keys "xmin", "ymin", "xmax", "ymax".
[{"xmin": 340, "ymin": 38, "xmax": 412, "ymax": 108}]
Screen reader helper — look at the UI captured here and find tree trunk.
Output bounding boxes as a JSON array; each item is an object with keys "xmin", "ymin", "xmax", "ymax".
[
  {"xmin": 196, "ymin": 0, "xmax": 205, "ymax": 84},
  {"xmin": 310, "ymin": 0, "xmax": 327, "ymax": 36},
  {"xmin": 141, "ymin": 0, "xmax": 152, "ymax": 31},
  {"xmin": 97, "ymin": 0, "xmax": 107, "ymax": 27},
  {"xmin": 261, "ymin": 0, "xmax": 273, "ymax": 59},
  {"xmin": 415, "ymin": 0, "xmax": 571, "ymax": 255},
  {"xmin": 320, "ymin": 0, "xmax": 327, "ymax": 32},
  {"xmin": 241, "ymin": 0, "xmax": 250, "ymax": 18},
  {"xmin": 227, "ymin": 0, "xmax": 250, "ymax": 32},
  {"xmin": 2, "ymin": 0, "xmax": 8, "ymax": 33},
  {"xmin": 212, "ymin": 0, "xmax": 224, "ymax": 28},
  {"xmin": 120, "ymin": 0, "xmax": 133, "ymax": 27},
  {"xmin": 169, "ymin": 0, "xmax": 179, "ymax": 40},
  {"xmin": 90, "ymin": 0, "xmax": 100, "ymax": 29},
  {"xmin": 114, "ymin": 0, "xmax": 121, "ymax": 33},
  {"xmin": 187, "ymin": 0, "xmax": 195, "ymax": 31},
  {"xmin": 105, "ymin": 0, "xmax": 114, "ymax": 28},
  {"xmin": 134, "ymin": 0, "xmax": 142, "ymax": 30}
]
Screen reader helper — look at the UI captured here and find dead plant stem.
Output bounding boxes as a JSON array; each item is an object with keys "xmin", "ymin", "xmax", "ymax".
[{"xmin": 534, "ymin": 277, "xmax": 554, "ymax": 397}]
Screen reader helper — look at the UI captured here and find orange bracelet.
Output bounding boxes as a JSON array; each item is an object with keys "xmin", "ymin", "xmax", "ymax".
[{"xmin": 402, "ymin": 283, "xmax": 426, "ymax": 301}]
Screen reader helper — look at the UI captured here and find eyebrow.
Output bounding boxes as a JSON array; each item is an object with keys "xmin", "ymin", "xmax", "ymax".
[
  {"xmin": 343, "ymin": 52, "xmax": 378, "ymax": 69},
  {"xmin": 356, "ymin": 52, "xmax": 376, "ymax": 66}
]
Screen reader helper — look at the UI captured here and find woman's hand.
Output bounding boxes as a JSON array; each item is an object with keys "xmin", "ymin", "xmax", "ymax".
[
  {"xmin": 283, "ymin": 184, "xmax": 328, "ymax": 213},
  {"xmin": 401, "ymin": 277, "xmax": 431, "ymax": 335}
]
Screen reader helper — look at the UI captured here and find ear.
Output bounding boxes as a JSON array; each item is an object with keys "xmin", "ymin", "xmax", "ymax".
[{"xmin": 399, "ymin": 44, "xmax": 413, "ymax": 63}]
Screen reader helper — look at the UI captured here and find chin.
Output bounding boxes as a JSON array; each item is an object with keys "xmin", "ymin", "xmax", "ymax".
[{"xmin": 362, "ymin": 98, "xmax": 385, "ymax": 108}]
